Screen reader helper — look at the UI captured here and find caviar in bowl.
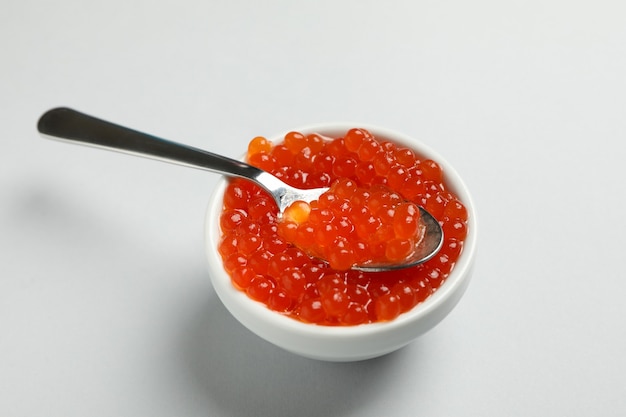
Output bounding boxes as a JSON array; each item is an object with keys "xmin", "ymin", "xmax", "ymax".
[{"xmin": 204, "ymin": 124, "xmax": 477, "ymax": 361}]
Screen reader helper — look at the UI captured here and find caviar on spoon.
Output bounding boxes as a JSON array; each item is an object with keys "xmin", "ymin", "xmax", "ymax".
[{"xmin": 37, "ymin": 107, "xmax": 443, "ymax": 272}]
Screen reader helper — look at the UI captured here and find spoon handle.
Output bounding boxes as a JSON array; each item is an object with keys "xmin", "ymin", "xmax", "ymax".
[{"xmin": 37, "ymin": 107, "xmax": 264, "ymax": 181}]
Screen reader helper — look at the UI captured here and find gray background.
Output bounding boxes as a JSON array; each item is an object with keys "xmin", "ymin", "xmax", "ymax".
[{"xmin": 2, "ymin": 1, "xmax": 625, "ymax": 416}]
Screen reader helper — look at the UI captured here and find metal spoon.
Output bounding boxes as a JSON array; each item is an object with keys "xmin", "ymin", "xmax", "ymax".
[{"xmin": 37, "ymin": 107, "xmax": 443, "ymax": 272}]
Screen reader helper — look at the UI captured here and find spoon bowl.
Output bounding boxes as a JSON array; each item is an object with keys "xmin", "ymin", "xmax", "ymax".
[{"xmin": 37, "ymin": 107, "xmax": 442, "ymax": 271}]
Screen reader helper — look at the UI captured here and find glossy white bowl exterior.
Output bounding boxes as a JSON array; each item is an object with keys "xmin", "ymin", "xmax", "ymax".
[{"xmin": 205, "ymin": 124, "xmax": 477, "ymax": 361}]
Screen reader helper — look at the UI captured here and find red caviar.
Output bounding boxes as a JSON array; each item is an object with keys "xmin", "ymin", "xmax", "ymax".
[
  {"xmin": 281, "ymin": 179, "xmax": 424, "ymax": 270},
  {"xmin": 218, "ymin": 128, "xmax": 469, "ymax": 325}
]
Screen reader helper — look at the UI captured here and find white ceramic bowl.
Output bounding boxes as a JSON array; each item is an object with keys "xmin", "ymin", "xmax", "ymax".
[{"xmin": 204, "ymin": 123, "xmax": 477, "ymax": 362}]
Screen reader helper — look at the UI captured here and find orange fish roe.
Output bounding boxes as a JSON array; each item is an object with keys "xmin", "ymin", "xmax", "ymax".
[
  {"xmin": 219, "ymin": 128, "xmax": 468, "ymax": 325},
  {"xmin": 280, "ymin": 179, "xmax": 425, "ymax": 270}
]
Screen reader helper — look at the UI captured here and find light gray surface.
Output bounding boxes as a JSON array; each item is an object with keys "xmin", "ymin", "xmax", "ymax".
[{"xmin": 2, "ymin": 1, "xmax": 625, "ymax": 416}]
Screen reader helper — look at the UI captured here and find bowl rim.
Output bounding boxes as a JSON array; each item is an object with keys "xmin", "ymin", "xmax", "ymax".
[{"xmin": 205, "ymin": 122, "xmax": 477, "ymax": 339}]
